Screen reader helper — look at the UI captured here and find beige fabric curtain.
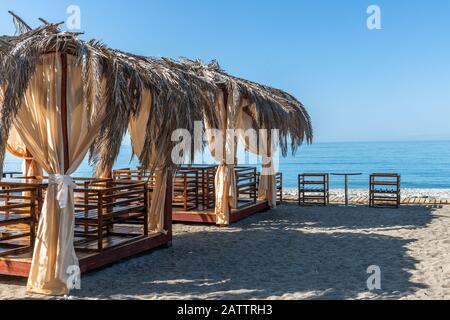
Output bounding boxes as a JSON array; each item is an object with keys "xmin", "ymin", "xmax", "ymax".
[
  {"xmin": 7, "ymin": 125, "xmax": 43, "ymax": 177},
  {"xmin": 7, "ymin": 126, "xmax": 28, "ymax": 158},
  {"xmin": 236, "ymin": 102, "xmax": 277, "ymax": 208},
  {"xmin": 204, "ymin": 90, "xmax": 238, "ymax": 225},
  {"xmin": 148, "ymin": 168, "xmax": 167, "ymax": 233},
  {"xmin": 128, "ymin": 89, "xmax": 167, "ymax": 234},
  {"xmin": 13, "ymin": 53, "xmax": 106, "ymax": 295},
  {"xmin": 128, "ymin": 90, "xmax": 152, "ymax": 158}
]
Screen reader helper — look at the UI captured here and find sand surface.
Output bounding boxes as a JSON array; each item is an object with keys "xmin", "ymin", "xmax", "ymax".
[{"xmin": 1, "ymin": 203, "xmax": 450, "ymax": 300}]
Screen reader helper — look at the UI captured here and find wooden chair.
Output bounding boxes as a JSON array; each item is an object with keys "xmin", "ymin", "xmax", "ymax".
[
  {"xmin": 235, "ymin": 166, "xmax": 258, "ymax": 208},
  {"xmin": 0, "ymin": 186, "xmax": 38, "ymax": 257},
  {"xmin": 369, "ymin": 173, "xmax": 401, "ymax": 208},
  {"xmin": 256, "ymin": 172, "xmax": 283, "ymax": 203},
  {"xmin": 298, "ymin": 173, "xmax": 329, "ymax": 206}
]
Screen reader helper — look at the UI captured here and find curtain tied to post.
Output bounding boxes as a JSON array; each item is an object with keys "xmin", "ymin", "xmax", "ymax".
[{"xmin": 48, "ymin": 174, "xmax": 77, "ymax": 209}]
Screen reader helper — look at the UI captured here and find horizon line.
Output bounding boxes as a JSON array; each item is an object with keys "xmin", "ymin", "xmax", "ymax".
[{"xmin": 310, "ymin": 138, "xmax": 450, "ymax": 144}]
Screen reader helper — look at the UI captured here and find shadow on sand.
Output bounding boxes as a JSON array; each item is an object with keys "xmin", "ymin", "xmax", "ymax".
[{"xmin": 68, "ymin": 203, "xmax": 435, "ymax": 300}]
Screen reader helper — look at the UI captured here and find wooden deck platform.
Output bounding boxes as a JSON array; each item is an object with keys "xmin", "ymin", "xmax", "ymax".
[
  {"xmin": 307, "ymin": 194, "xmax": 450, "ymax": 206},
  {"xmin": 282, "ymin": 193, "xmax": 450, "ymax": 206},
  {"xmin": 172, "ymin": 201, "xmax": 270, "ymax": 225},
  {"xmin": 0, "ymin": 225, "xmax": 171, "ymax": 278}
]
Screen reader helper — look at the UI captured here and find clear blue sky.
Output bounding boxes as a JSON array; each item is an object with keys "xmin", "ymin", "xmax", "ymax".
[{"xmin": 1, "ymin": 0, "xmax": 449, "ymax": 142}]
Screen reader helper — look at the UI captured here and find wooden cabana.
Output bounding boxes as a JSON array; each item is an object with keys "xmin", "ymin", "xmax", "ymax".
[{"xmin": 126, "ymin": 59, "xmax": 313, "ymax": 225}]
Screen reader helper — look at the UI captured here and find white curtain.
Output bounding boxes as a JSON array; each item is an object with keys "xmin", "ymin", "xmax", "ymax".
[
  {"xmin": 128, "ymin": 89, "xmax": 168, "ymax": 234},
  {"xmin": 236, "ymin": 102, "xmax": 277, "ymax": 208},
  {"xmin": 12, "ymin": 53, "xmax": 106, "ymax": 295}
]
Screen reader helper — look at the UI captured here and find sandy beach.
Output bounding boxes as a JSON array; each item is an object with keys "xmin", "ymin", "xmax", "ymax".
[{"xmin": 1, "ymin": 201, "xmax": 449, "ymax": 300}]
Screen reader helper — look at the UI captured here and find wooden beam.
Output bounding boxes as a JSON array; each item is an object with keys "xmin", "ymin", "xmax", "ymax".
[
  {"xmin": 164, "ymin": 170, "xmax": 173, "ymax": 243},
  {"xmin": 8, "ymin": 11, "xmax": 32, "ymax": 32},
  {"xmin": 60, "ymin": 52, "xmax": 70, "ymax": 173},
  {"xmin": 221, "ymin": 87, "xmax": 231, "ymax": 220},
  {"xmin": 172, "ymin": 211, "xmax": 217, "ymax": 224},
  {"xmin": 24, "ymin": 149, "xmax": 33, "ymax": 176},
  {"xmin": 0, "ymin": 234, "xmax": 172, "ymax": 278},
  {"xmin": 229, "ymin": 201, "xmax": 270, "ymax": 223}
]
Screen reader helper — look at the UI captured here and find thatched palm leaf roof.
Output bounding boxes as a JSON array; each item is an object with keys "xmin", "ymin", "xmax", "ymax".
[
  {"xmin": 0, "ymin": 13, "xmax": 312, "ymax": 177},
  {"xmin": 157, "ymin": 58, "xmax": 313, "ymax": 156}
]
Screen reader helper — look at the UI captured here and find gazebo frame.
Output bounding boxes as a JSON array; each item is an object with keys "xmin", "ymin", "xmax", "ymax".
[{"xmin": 0, "ymin": 45, "xmax": 175, "ymax": 277}]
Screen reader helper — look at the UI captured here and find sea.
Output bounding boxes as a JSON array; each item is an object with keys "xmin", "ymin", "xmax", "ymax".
[{"xmin": 3, "ymin": 139, "xmax": 450, "ymax": 190}]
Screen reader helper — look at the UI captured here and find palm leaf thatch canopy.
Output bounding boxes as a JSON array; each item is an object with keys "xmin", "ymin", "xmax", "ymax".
[{"xmin": 0, "ymin": 12, "xmax": 312, "ymax": 177}]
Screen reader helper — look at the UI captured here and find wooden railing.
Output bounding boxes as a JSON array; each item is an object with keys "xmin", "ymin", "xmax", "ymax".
[
  {"xmin": 74, "ymin": 181, "xmax": 148, "ymax": 252},
  {"xmin": 113, "ymin": 168, "xmax": 154, "ymax": 184},
  {"xmin": 235, "ymin": 166, "xmax": 258, "ymax": 208},
  {"xmin": 179, "ymin": 165, "xmax": 216, "ymax": 209},
  {"xmin": 276, "ymin": 172, "xmax": 283, "ymax": 202},
  {"xmin": 0, "ymin": 186, "xmax": 38, "ymax": 257},
  {"xmin": 173, "ymin": 168, "xmax": 199, "ymax": 211},
  {"xmin": 114, "ymin": 166, "xmax": 218, "ymax": 211}
]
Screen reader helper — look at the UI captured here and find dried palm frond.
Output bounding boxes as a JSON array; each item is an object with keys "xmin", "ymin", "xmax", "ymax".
[
  {"xmin": 165, "ymin": 58, "xmax": 313, "ymax": 156},
  {"xmin": 8, "ymin": 11, "xmax": 32, "ymax": 35}
]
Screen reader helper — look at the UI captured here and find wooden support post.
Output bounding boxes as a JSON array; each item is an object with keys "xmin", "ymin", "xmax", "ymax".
[
  {"xmin": 60, "ymin": 52, "xmax": 69, "ymax": 174},
  {"xmin": 143, "ymin": 184, "xmax": 149, "ymax": 236},
  {"xmin": 97, "ymin": 190, "xmax": 103, "ymax": 252},
  {"xmin": 345, "ymin": 175, "xmax": 349, "ymax": 206},
  {"xmin": 190, "ymin": 137, "xmax": 195, "ymax": 165},
  {"xmin": 164, "ymin": 170, "xmax": 173, "ymax": 246},
  {"xmin": 279, "ymin": 173, "xmax": 283, "ymax": 202},
  {"xmin": 183, "ymin": 172, "xmax": 187, "ymax": 211},
  {"xmin": 30, "ymin": 189, "xmax": 36, "ymax": 248},
  {"xmin": 221, "ymin": 86, "xmax": 231, "ymax": 220}
]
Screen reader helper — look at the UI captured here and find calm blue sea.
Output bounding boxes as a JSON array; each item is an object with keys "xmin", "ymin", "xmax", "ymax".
[{"xmin": 3, "ymin": 140, "xmax": 450, "ymax": 189}]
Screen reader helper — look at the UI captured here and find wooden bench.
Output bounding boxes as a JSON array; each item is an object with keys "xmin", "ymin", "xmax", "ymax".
[
  {"xmin": 74, "ymin": 181, "xmax": 149, "ymax": 252},
  {"xmin": 298, "ymin": 173, "xmax": 329, "ymax": 206},
  {"xmin": 369, "ymin": 173, "xmax": 401, "ymax": 208}
]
